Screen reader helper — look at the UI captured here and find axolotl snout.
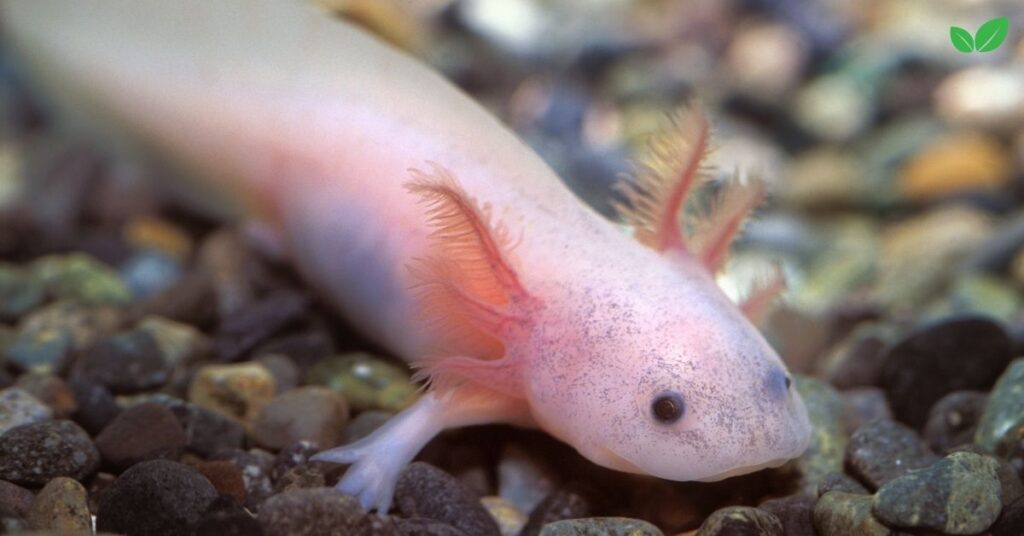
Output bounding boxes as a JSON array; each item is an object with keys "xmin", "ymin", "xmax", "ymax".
[{"xmin": 2, "ymin": 0, "xmax": 811, "ymax": 512}]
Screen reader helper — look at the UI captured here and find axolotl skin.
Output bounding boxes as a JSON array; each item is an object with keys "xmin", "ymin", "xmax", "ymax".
[{"xmin": 2, "ymin": 0, "xmax": 811, "ymax": 512}]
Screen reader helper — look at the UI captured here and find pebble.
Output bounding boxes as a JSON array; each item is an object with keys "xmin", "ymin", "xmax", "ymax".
[
  {"xmin": 3, "ymin": 319, "xmax": 75, "ymax": 373},
  {"xmin": 395, "ymin": 462, "xmax": 501, "ymax": 536},
  {"xmin": 696, "ymin": 506, "xmax": 782, "ymax": 536},
  {"xmin": 120, "ymin": 249, "xmax": 184, "ymax": 299},
  {"xmin": 123, "ymin": 216, "xmax": 193, "ymax": 260},
  {"xmin": 813, "ymin": 491, "xmax": 891, "ymax": 536},
  {"xmin": 792, "ymin": 376, "xmax": 845, "ymax": 494},
  {"xmin": 95, "ymin": 402, "xmax": 187, "ymax": 470},
  {"xmin": 25, "ymin": 476, "xmax": 91, "ymax": 531},
  {"xmin": 923, "ymin": 391, "xmax": 987, "ymax": 453},
  {"xmin": 817, "ymin": 473, "xmax": 868, "ymax": 496},
  {"xmin": 307, "ymin": 352, "xmax": 418, "ymax": 412},
  {"xmin": 0, "ymin": 479, "xmax": 34, "ymax": 517},
  {"xmin": 214, "ymin": 289, "xmax": 309, "ymax": 362},
  {"xmin": 15, "ymin": 372, "xmax": 77, "ymax": 419},
  {"xmin": 396, "ymin": 517, "xmax": 469, "ymax": 535},
  {"xmin": 341, "ymin": 410, "xmax": 393, "ymax": 444},
  {"xmin": 210, "ymin": 448, "xmax": 275, "ymax": 507},
  {"xmin": 975, "ymin": 358, "xmax": 1024, "ymax": 457},
  {"xmin": 68, "ymin": 379, "xmax": 121, "ymax": 435},
  {"xmin": 872, "ymin": 451, "xmax": 1001, "ymax": 534},
  {"xmin": 96, "ymin": 459, "xmax": 218, "ymax": 536},
  {"xmin": 136, "ymin": 315, "xmax": 208, "ymax": 368},
  {"xmin": 0, "ymin": 504, "xmax": 27, "ymax": 533},
  {"xmin": 841, "ymin": 388, "xmax": 892, "ymax": 436},
  {"xmin": 846, "ymin": 418, "xmax": 937, "ymax": 489},
  {"xmin": 191, "ymin": 495, "xmax": 264, "ymax": 536},
  {"xmin": 193, "ymin": 460, "xmax": 246, "ymax": 502},
  {"xmin": 818, "ymin": 324, "xmax": 894, "ymax": 389},
  {"xmin": 257, "ymin": 487, "xmax": 373, "ymax": 535},
  {"xmin": 274, "ymin": 461, "xmax": 336, "ymax": 493},
  {"xmin": 949, "ymin": 444, "xmax": 1024, "ymax": 506},
  {"xmin": 189, "ymin": 361, "xmax": 276, "ymax": 424},
  {"xmin": 159, "ymin": 398, "xmax": 245, "ymax": 458},
  {"xmin": 0, "ymin": 263, "xmax": 44, "ymax": 320},
  {"xmin": 31, "ymin": 252, "xmax": 132, "ymax": 307},
  {"xmin": 0, "ymin": 420, "xmax": 99, "ymax": 486},
  {"xmin": 758, "ymin": 494, "xmax": 815, "ymax": 536},
  {"xmin": 880, "ymin": 315, "xmax": 1012, "ymax": 428},
  {"xmin": 898, "ymin": 131, "xmax": 1012, "ymax": 200},
  {"xmin": 73, "ymin": 329, "xmax": 171, "ymax": 393},
  {"xmin": 0, "ymin": 387, "xmax": 52, "ymax": 434},
  {"xmin": 540, "ymin": 517, "xmax": 663, "ymax": 536},
  {"xmin": 481, "ymin": 496, "xmax": 527, "ymax": 536},
  {"xmin": 251, "ymin": 386, "xmax": 349, "ymax": 450},
  {"xmin": 521, "ymin": 489, "xmax": 592, "ymax": 536},
  {"xmin": 935, "ymin": 66, "xmax": 1024, "ymax": 130},
  {"xmin": 5, "ymin": 301, "xmax": 120, "ymax": 372},
  {"xmin": 257, "ymin": 352, "xmax": 300, "ymax": 393}
]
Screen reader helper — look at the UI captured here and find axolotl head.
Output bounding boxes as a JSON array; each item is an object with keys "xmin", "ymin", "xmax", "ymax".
[{"xmin": 524, "ymin": 268, "xmax": 812, "ymax": 482}]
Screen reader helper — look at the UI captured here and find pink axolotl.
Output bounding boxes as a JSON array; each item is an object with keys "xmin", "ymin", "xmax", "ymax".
[{"xmin": 3, "ymin": 0, "xmax": 811, "ymax": 512}]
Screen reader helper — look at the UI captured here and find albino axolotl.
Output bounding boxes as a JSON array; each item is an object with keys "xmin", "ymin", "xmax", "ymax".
[{"xmin": 3, "ymin": 0, "xmax": 811, "ymax": 512}]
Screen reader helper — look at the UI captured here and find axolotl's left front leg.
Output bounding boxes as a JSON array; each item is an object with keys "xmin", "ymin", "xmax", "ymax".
[{"xmin": 312, "ymin": 385, "xmax": 534, "ymax": 512}]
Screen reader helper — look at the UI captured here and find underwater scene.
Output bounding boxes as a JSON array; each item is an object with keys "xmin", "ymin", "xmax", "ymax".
[{"xmin": 0, "ymin": 1, "xmax": 1023, "ymax": 535}]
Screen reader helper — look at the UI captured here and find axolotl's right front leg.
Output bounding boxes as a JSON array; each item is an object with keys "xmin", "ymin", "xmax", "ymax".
[{"xmin": 312, "ymin": 385, "xmax": 534, "ymax": 512}]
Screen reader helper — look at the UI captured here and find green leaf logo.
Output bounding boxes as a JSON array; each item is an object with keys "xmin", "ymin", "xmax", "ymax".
[{"xmin": 950, "ymin": 17, "xmax": 1010, "ymax": 53}]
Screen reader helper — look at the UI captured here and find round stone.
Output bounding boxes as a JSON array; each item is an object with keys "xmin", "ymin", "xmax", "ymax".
[
  {"xmin": 395, "ymin": 462, "xmax": 501, "ymax": 536},
  {"xmin": 306, "ymin": 352, "xmax": 417, "ymax": 412},
  {"xmin": 73, "ymin": 329, "xmax": 171, "ymax": 393},
  {"xmin": 975, "ymin": 359, "xmax": 1024, "ymax": 457},
  {"xmin": 0, "ymin": 420, "xmax": 98, "ymax": 486},
  {"xmin": 96, "ymin": 459, "xmax": 218, "ymax": 536},
  {"xmin": 188, "ymin": 362, "xmax": 275, "ymax": 424},
  {"xmin": 25, "ymin": 476, "xmax": 91, "ymax": 531},
  {"xmin": 696, "ymin": 506, "xmax": 783, "ymax": 536},
  {"xmin": 251, "ymin": 386, "xmax": 349, "ymax": 450},
  {"xmin": 813, "ymin": 491, "xmax": 890, "ymax": 536},
  {"xmin": 880, "ymin": 316, "xmax": 1012, "ymax": 428},
  {"xmin": 540, "ymin": 518, "xmax": 663, "ymax": 536},
  {"xmin": 257, "ymin": 487, "xmax": 371, "ymax": 535},
  {"xmin": 845, "ymin": 418, "xmax": 937, "ymax": 489},
  {"xmin": 0, "ymin": 387, "xmax": 52, "ymax": 435},
  {"xmin": 923, "ymin": 391, "xmax": 987, "ymax": 453},
  {"xmin": 94, "ymin": 402, "xmax": 187, "ymax": 470}
]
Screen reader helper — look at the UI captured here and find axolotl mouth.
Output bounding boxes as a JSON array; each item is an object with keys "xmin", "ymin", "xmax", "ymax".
[{"xmin": 598, "ymin": 445, "xmax": 799, "ymax": 483}]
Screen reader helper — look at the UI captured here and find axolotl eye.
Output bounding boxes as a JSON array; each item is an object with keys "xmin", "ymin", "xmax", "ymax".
[{"xmin": 650, "ymin": 391, "xmax": 686, "ymax": 424}]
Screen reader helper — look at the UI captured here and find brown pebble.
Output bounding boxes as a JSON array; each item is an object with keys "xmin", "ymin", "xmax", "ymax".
[
  {"xmin": 15, "ymin": 373, "xmax": 78, "ymax": 419},
  {"xmin": 95, "ymin": 402, "xmax": 187, "ymax": 470},
  {"xmin": 0, "ymin": 479, "xmax": 34, "ymax": 517},
  {"xmin": 251, "ymin": 386, "xmax": 348, "ymax": 450},
  {"xmin": 26, "ymin": 476, "xmax": 91, "ymax": 531},
  {"xmin": 194, "ymin": 460, "xmax": 247, "ymax": 503}
]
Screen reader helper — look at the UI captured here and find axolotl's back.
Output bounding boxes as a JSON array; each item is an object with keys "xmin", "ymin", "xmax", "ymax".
[{"xmin": 2, "ymin": 0, "xmax": 811, "ymax": 513}]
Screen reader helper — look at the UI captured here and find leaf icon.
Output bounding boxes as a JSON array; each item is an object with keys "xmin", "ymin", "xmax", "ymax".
[
  {"xmin": 974, "ymin": 17, "xmax": 1009, "ymax": 52},
  {"xmin": 950, "ymin": 26, "xmax": 975, "ymax": 52}
]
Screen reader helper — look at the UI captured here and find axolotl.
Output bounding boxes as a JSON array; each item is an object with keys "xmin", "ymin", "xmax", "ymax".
[{"xmin": 2, "ymin": 0, "xmax": 811, "ymax": 512}]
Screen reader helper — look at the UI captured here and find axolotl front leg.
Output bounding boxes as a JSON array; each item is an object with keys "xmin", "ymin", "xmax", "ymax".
[
  {"xmin": 314, "ymin": 166, "xmax": 544, "ymax": 512},
  {"xmin": 313, "ymin": 385, "xmax": 533, "ymax": 512}
]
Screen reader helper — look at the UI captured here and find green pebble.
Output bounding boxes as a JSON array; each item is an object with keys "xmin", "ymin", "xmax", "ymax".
[
  {"xmin": 697, "ymin": 506, "xmax": 782, "ymax": 536},
  {"xmin": 0, "ymin": 263, "xmax": 45, "ymax": 319},
  {"xmin": 975, "ymin": 358, "xmax": 1024, "ymax": 457},
  {"xmin": 814, "ymin": 491, "xmax": 895, "ymax": 536},
  {"xmin": 793, "ymin": 375, "xmax": 845, "ymax": 495},
  {"xmin": 540, "ymin": 517, "xmax": 663, "ymax": 536},
  {"xmin": 872, "ymin": 452, "xmax": 1001, "ymax": 534},
  {"xmin": 306, "ymin": 353, "xmax": 417, "ymax": 412},
  {"xmin": 32, "ymin": 253, "xmax": 131, "ymax": 307}
]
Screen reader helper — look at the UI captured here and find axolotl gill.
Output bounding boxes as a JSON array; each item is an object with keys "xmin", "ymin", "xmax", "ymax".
[{"xmin": 2, "ymin": 0, "xmax": 812, "ymax": 512}]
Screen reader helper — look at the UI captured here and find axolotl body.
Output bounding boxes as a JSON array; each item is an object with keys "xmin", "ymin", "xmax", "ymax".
[{"xmin": 2, "ymin": 0, "xmax": 811, "ymax": 512}]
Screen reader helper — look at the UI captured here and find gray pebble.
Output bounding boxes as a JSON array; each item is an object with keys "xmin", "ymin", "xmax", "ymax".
[
  {"xmin": 0, "ymin": 420, "xmax": 98, "ymax": 486},
  {"xmin": 540, "ymin": 517, "xmax": 663, "ymax": 536},
  {"xmin": 923, "ymin": 390, "xmax": 987, "ymax": 453},
  {"xmin": 257, "ymin": 487, "xmax": 373, "ymax": 535},
  {"xmin": 395, "ymin": 462, "xmax": 500, "ymax": 536},
  {"xmin": 0, "ymin": 387, "xmax": 52, "ymax": 434},
  {"xmin": 846, "ymin": 418, "xmax": 937, "ymax": 489},
  {"xmin": 696, "ymin": 506, "xmax": 782, "ymax": 536}
]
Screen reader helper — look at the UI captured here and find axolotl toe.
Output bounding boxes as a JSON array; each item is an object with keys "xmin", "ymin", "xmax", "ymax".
[{"xmin": 2, "ymin": 0, "xmax": 812, "ymax": 513}]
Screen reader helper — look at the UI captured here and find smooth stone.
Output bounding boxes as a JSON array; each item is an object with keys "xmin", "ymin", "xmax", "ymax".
[
  {"xmin": 68, "ymin": 379, "xmax": 120, "ymax": 435},
  {"xmin": 14, "ymin": 373, "xmax": 75, "ymax": 421},
  {"xmin": 880, "ymin": 315, "xmax": 1011, "ymax": 428},
  {"xmin": 252, "ymin": 328, "xmax": 334, "ymax": 371},
  {"xmin": 95, "ymin": 402, "xmax": 187, "ymax": 470},
  {"xmin": 251, "ymin": 386, "xmax": 349, "ymax": 450},
  {"xmin": 307, "ymin": 352, "xmax": 418, "ymax": 413},
  {"xmin": 813, "ymin": 491, "xmax": 893, "ymax": 536},
  {"xmin": 153, "ymin": 398, "xmax": 245, "ymax": 458},
  {"xmin": 0, "ymin": 420, "xmax": 99, "ymax": 486},
  {"xmin": 188, "ymin": 361, "xmax": 275, "ymax": 424},
  {"xmin": 214, "ymin": 289, "xmax": 309, "ymax": 362},
  {"xmin": 758, "ymin": 494, "xmax": 815, "ymax": 536},
  {"xmin": 193, "ymin": 460, "xmax": 246, "ymax": 502},
  {"xmin": 696, "ymin": 506, "xmax": 782, "ymax": 535},
  {"xmin": 792, "ymin": 376, "xmax": 845, "ymax": 494},
  {"xmin": 25, "ymin": 477, "xmax": 90, "ymax": 531},
  {"xmin": 119, "ymin": 249, "xmax": 183, "ymax": 299},
  {"xmin": 5, "ymin": 301, "xmax": 120, "ymax": 373},
  {"xmin": 873, "ymin": 451, "xmax": 1001, "ymax": 534},
  {"xmin": 395, "ymin": 517, "xmax": 469, "ymax": 535},
  {"xmin": 257, "ymin": 352, "xmax": 300, "ymax": 393},
  {"xmin": 521, "ymin": 489, "xmax": 592, "ymax": 536},
  {"xmin": 923, "ymin": 391, "xmax": 987, "ymax": 454},
  {"xmin": 540, "ymin": 518, "xmax": 663, "ymax": 536},
  {"xmin": 0, "ymin": 263, "xmax": 44, "ymax": 320},
  {"xmin": 0, "ymin": 479, "xmax": 34, "ymax": 517},
  {"xmin": 481, "ymin": 496, "xmax": 526, "ymax": 536},
  {"xmin": 948, "ymin": 444, "xmax": 1024, "ymax": 506},
  {"xmin": 0, "ymin": 504, "xmax": 27, "ymax": 533},
  {"xmin": 898, "ymin": 131, "xmax": 1011, "ymax": 200},
  {"xmin": 257, "ymin": 487, "xmax": 372, "ymax": 535},
  {"xmin": 817, "ymin": 472, "xmax": 868, "ymax": 496},
  {"xmin": 96, "ymin": 459, "xmax": 218, "ymax": 536},
  {"xmin": 32, "ymin": 253, "xmax": 132, "ymax": 307},
  {"xmin": 341, "ymin": 410, "xmax": 393, "ymax": 444},
  {"xmin": 395, "ymin": 462, "xmax": 500, "ymax": 536},
  {"xmin": 191, "ymin": 495, "xmax": 264, "ymax": 536},
  {"xmin": 841, "ymin": 388, "xmax": 892, "ymax": 436},
  {"xmin": 136, "ymin": 315, "xmax": 209, "ymax": 368},
  {"xmin": 976, "ymin": 359, "xmax": 1024, "ymax": 457},
  {"xmin": 818, "ymin": 323, "xmax": 894, "ymax": 389},
  {"xmin": 846, "ymin": 418, "xmax": 937, "ymax": 489},
  {"xmin": 73, "ymin": 329, "xmax": 171, "ymax": 393},
  {"xmin": 3, "ymin": 321, "xmax": 74, "ymax": 373},
  {"xmin": 0, "ymin": 387, "xmax": 52, "ymax": 434}
]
